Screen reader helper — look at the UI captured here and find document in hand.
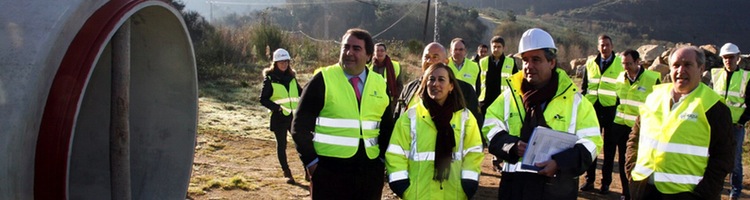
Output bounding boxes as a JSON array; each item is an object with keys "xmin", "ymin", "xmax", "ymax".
[{"xmin": 521, "ymin": 126, "xmax": 578, "ymax": 171}]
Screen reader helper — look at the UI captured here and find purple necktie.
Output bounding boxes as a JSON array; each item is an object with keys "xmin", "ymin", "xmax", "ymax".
[{"xmin": 350, "ymin": 76, "xmax": 361, "ymax": 101}]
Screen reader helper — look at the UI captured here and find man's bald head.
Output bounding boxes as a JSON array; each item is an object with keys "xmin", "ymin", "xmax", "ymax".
[{"xmin": 422, "ymin": 42, "xmax": 449, "ymax": 71}]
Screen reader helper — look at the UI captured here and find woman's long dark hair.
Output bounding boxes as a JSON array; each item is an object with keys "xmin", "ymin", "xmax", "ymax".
[
  {"xmin": 416, "ymin": 63, "xmax": 466, "ymax": 109},
  {"xmin": 262, "ymin": 60, "xmax": 296, "ymax": 77}
]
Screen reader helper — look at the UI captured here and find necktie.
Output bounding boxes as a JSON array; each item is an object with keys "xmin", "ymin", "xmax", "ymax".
[{"xmin": 350, "ymin": 76, "xmax": 362, "ymax": 101}]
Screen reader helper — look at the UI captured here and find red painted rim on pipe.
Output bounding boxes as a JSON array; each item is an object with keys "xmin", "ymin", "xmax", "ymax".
[{"xmin": 34, "ymin": 0, "xmax": 149, "ymax": 199}]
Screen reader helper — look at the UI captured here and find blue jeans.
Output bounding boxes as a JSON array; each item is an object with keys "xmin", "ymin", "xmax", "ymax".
[{"xmin": 730, "ymin": 125, "xmax": 745, "ymax": 197}]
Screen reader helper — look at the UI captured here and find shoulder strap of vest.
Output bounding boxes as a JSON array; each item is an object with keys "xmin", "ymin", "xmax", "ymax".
[
  {"xmin": 569, "ymin": 92, "xmax": 583, "ymax": 133},
  {"xmin": 407, "ymin": 106, "xmax": 418, "ymax": 149},
  {"xmin": 458, "ymin": 108, "xmax": 469, "ymax": 158}
]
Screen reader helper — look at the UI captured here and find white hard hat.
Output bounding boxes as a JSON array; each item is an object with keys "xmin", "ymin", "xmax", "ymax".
[
  {"xmin": 720, "ymin": 43, "xmax": 741, "ymax": 56},
  {"xmin": 273, "ymin": 48, "xmax": 291, "ymax": 62},
  {"xmin": 517, "ymin": 28, "xmax": 557, "ymax": 55}
]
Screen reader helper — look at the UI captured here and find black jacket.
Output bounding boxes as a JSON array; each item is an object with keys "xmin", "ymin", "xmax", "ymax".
[{"xmin": 260, "ymin": 70, "xmax": 301, "ymax": 131}]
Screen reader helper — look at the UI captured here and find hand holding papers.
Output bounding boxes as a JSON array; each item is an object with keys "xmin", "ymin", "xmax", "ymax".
[{"xmin": 521, "ymin": 126, "xmax": 578, "ymax": 171}]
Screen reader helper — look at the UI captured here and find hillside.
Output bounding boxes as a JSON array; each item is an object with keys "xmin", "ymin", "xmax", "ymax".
[
  {"xmin": 451, "ymin": 0, "xmax": 750, "ymax": 50},
  {"xmin": 558, "ymin": 0, "xmax": 750, "ymax": 49}
]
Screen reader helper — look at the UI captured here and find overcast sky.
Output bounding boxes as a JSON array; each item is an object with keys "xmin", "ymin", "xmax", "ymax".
[{"xmin": 182, "ymin": 0, "xmax": 280, "ymax": 22}]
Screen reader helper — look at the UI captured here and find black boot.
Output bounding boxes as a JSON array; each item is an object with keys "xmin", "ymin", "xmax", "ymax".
[
  {"xmin": 580, "ymin": 182, "xmax": 595, "ymax": 191},
  {"xmin": 283, "ymin": 168, "xmax": 295, "ymax": 184}
]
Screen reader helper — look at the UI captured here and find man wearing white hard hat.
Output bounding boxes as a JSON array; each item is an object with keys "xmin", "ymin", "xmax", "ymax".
[
  {"xmin": 709, "ymin": 43, "xmax": 749, "ymax": 199},
  {"xmin": 482, "ymin": 28, "xmax": 602, "ymax": 199}
]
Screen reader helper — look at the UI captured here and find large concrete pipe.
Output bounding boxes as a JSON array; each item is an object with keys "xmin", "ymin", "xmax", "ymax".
[{"xmin": 0, "ymin": 0, "xmax": 197, "ymax": 199}]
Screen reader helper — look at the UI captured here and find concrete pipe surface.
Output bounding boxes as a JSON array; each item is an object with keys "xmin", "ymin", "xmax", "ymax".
[{"xmin": 0, "ymin": 0, "xmax": 197, "ymax": 199}]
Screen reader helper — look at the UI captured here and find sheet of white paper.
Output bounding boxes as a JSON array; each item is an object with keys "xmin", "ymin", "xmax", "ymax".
[{"xmin": 521, "ymin": 126, "xmax": 579, "ymax": 170}]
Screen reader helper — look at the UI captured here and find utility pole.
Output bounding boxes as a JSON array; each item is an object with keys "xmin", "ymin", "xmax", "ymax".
[
  {"xmin": 422, "ymin": 0, "xmax": 431, "ymax": 43},
  {"xmin": 324, "ymin": 0, "xmax": 330, "ymax": 40},
  {"xmin": 434, "ymin": 0, "xmax": 439, "ymax": 42}
]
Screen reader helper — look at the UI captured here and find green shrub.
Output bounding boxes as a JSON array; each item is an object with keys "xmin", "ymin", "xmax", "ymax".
[
  {"xmin": 247, "ymin": 16, "xmax": 288, "ymax": 62},
  {"xmin": 405, "ymin": 40, "xmax": 424, "ymax": 55}
]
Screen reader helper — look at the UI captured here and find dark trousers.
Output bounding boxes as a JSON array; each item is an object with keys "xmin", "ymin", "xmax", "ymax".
[
  {"xmin": 273, "ymin": 129, "xmax": 290, "ymax": 171},
  {"xmin": 311, "ymin": 150, "xmax": 384, "ymax": 199},
  {"xmin": 271, "ymin": 113, "xmax": 293, "ymax": 172},
  {"xmin": 498, "ymin": 172, "xmax": 579, "ymax": 200},
  {"xmin": 584, "ymin": 103, "xmax": 616, "ymax": 185},
  {"xmin": 602, "ymin": 123, "xmax": 631, "ymax": 198},
  {"xmin": 629, "ymin": 180, "xmax": 702, "ymax": 200}
]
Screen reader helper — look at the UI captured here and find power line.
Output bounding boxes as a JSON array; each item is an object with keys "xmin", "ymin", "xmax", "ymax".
[
  {"xmin": 372, "ymin": 0, "xmax": 422, "ymax": 38},
  {"xmin": 285, "ymin": 30, "xmax": 339, "ymax": 44}
]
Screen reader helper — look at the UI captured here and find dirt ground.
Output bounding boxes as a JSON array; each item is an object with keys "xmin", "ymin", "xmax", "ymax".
[{"xmin": 188, "ymin": 97, "xmax": 750, "ymax": 200}]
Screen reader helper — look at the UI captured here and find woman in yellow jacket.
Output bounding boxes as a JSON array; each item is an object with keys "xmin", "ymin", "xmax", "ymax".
[
  {"xmin": 259, "ymin": 48, "xmax": 301, "ymax": 184},
  {"xmin": 386, "ymin": 63, "xmax": 484, "ymax": 199}
]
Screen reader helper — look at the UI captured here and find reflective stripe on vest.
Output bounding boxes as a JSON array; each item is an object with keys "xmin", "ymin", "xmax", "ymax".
[
  {"xmin": 448, "ymin": 57, "xmax": 480, "ymax": 90},
  {"xmin": 614, "ymin": 70, "xmax": 660, "ymax": 126},
  {"xmin": 404, "ymin": 108, "xmax": 471, "ymax": 161},
  {"xmin": 585, "ymin": 56, "xmax": 624, "ymax": 106},
  {"xmin": 269, "ymin": 78, "xmax": 300, "ymax": 116},
  {"xmin": 632, "ymin": 83, "xmax": 718, "ymax": 194},
  {"xmin": 710, "ymin": 68, "xmax": 749, "ymax": 123},
  {"xmin": 483, "ymin": 69, "xmax": 602, "ymax": 173},
  {"xmin": 479, "ymin": 56, "xmax": 515, "ymax": 101},
  {"xmin": 386, "ymin": 103, "xmax": 484, "ymax": 198},
  {"xmin": 632, "ymin": 166, "xmax": 703, "ymax": 185},
  {"xmin": 313, "ymin": 64, "xmax": 388, "ymax": 159}
]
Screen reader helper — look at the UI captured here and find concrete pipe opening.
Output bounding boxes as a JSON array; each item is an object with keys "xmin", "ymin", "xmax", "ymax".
[{"xmin": 35, "ymin": 1, "xmax": 197, "ymax": 199}]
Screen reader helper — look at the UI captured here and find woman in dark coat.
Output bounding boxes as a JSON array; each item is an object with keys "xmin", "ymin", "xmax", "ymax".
[{"xmin": 260, "ymin": 48, "xmax": 302, "ymax": 184}]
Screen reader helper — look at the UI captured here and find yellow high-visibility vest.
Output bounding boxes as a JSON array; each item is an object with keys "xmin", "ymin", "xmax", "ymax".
[
  {"xmin": 482, "ymin": 68, "xmax": 603, "ymax": 173},
  {"xmin": 386, "ymin": 104, "xmax": 482, "ymax": 200},
  {"xmin": 613, "ymin": 70, "xmax": 660, "ymax": 127},
  {"xmin": 448, "ymin": 57, "xmax": 480, "ymax": 90},
  {"xmin": 269, "ymin": 77, "xmax": 299, "ymax": 116},
  {"xmin": 367, "ymin": 60, "xmax": 401, "ymax": 82},
  {"xmin": 710, "ymin": 68, "xmax": 749, "ymax": 123},
  {"xmin": 584, "ymin": 56, "xmax": 624, "ymax": 106},
  {"xmin": 632, "ymin": 83, "xmax": 720, "ymax": 194},
  {"xmin": 478, "ymin": 56, "xmax": 515, "ymax": 101},
  {"xmin": 313, "ymin": 64, "xmax": 389, "ymax": 159}
]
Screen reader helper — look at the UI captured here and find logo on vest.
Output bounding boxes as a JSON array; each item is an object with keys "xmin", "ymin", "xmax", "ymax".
[
  {"xmin": 678, "ymin": 112, "xmax": 698, "ymax": 121},
  {"xmin": 368, "ymin": 90, "xmax": 384, "ymax": 99},
  {"xmin": 463, "ymin": 74, "xmax": 472, "ymax": 79},
  {"xmin": 505, "ymin": 64, "xmax": 511, "ymax": 68},
  {"xmin": 637, "ymin": 86, "xmax": 647, "ymax": 92}
]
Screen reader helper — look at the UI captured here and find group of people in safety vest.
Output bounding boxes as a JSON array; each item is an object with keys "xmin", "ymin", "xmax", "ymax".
[{"xmin": 259, "ymin": 27, "xmax": 745, "ymax": 200}]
